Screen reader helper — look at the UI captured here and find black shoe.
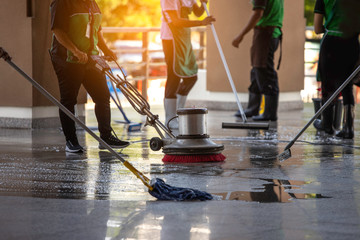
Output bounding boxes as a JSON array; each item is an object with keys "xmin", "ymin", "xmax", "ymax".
[
  {"xmin": 99, "ymin": 134, "xmax": 130, "ymax": 149},
  {"xmin": 234, "ymin": 109, "xmax": 258, "ymax": 118},
  {"xmin": 313, "ymin": 102, "xmax": 335, "ymax": 135},
  {"xmin": 313, "ymin": 118, "xmax": 334, "ymax": 135},
  {"xmin": 252, "ymin": 114, "xmax": 277, "ymax": 121},
  {"xmin": 234, "ymin": 93, "xmax": 262, "ymax": 118},
  {"xmin": 313, "ymin": 119, "xmax": 324, "ymax": 131},
  {"xmin": 65, "ymin": 139, "xmax": 85, "ymax": 153}
]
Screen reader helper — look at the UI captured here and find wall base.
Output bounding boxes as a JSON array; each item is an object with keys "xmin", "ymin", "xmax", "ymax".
[
  {"xmin": 0, "ymin": 105, "xmax": 85, "ymax": 129},
  {"xmin": 0, "ymin": 116, "xmax": 87, "ymax": 129}
]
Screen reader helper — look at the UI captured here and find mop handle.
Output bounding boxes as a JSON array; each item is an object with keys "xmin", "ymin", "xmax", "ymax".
[
  {"xmin": 110, "ymin": 79, "xmax": 122, "ymax": 107},
  {"xmin": 110, "ymin": 93, "xmax": 131, "ymax": 123},
  {"xmin": 109, "ymin": 80, "xmax": 131, "ymax": 123},
  {"xmin": 285, "ymin": 64, "xmax": 360, "ymax": 150},
  {"xmin": 202, "ymin": 3, "xmax": 247, "ymax": 122},
  {"xmin": 0, "ymin": 49, "xmax": 153, "ymax": 190}
]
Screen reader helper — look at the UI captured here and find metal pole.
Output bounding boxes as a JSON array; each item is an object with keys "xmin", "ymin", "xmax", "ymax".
[
  {"xmin": 285, "ymin": 64, "xmax": 360, "ymax": 150},
  {"xmin": 0, "ymin": 48, "xmax": 152, "ymax": 190},
  {"xmin": 142, "ymin": 31, "xmax": 149, "ymax": 101},
  {"xmin": 202, "ymin": 3, "xmax": 248, "ymax": 122}
]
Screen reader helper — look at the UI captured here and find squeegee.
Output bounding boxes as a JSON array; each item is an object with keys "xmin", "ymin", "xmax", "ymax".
[{"xmin": 203, "ymin": 3, "xmax": 269, "ymax": 130}]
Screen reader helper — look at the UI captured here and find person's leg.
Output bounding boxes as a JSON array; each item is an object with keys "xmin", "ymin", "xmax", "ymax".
[
  {"xmin": 177, "ymin": 75, "xmax": 197, "ymax": 96},
  {"xmin": 313, "ymin": 100, "xmax": 335, "ymax": 134},
  {"xmin": 336, "ymin": 104, "xmax": 355, "ymax": 139},
  {"xmin": 312, "ymin": 36, "xmax": 337, "ymax": 134},
  {"xmin": 315, "ymin": 35, "xmax": 359, "ymax": 136},
  {"xmin": 242, "ymin": 69, "xmax": 262, "ymax": 117},
  {"xmin": 176, "ymin": 75, "xmax": 197, "ymax": 109},
  {"xmin": 236, "ymin": 69, "xmax": 263, "ymax": 118},
  {"xmin": 176, "ymin": 93, "xmax": 187, "ymax": 109},
  {"xmin": 163, "ymin": 39, "xmax": 181, "ymax": 129},
  {"xmin": 252, "ymin": 38, "xmax": 280, "ymax": 121},
  {"xmin": 335, "ymin": 36, "xmax": 359, "ymax": 138},
  {"xmin": 51, "ymin": 55, "xmax": 84, "ymax": 152},
  {"xmin": 83, "ymin": 66, "xmax": 129, "ymax": 148},
  {"xmin": 337, "ymin": 83, "xmax": 355, "ymax": 138},
  {"xmin": 83, "ymin": 67, "xmax": 111, "ymax": 138}
]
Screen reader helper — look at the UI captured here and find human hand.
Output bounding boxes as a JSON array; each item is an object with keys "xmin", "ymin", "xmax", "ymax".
[
  {"xmin": 202, "ymin": 16, "xmax": 215, "ymax": 26},
  {"xmin": 104, "ymin": 49, "xmax": 117, "ymax": 61},
  {"xmin": 232, "ymin": 35, "xmax": 243, "ymax": 48},
  {"xmin": 73, "ymin": 49, "xmax": 88, "ymax": 64}
]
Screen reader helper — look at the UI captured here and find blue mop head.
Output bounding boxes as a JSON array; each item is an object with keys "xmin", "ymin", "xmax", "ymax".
[{"xmin": 149, "ymin": 178, "xmax": 213, "ymax": 201}]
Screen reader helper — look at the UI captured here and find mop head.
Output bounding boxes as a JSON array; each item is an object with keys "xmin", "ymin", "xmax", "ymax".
[
  {"xmin": 149, "ymin": 178, "xmax": 213, "ymax": 201},
  {"xmin": 162, "ymin": 153, "xmax": 226, "ymax": 163}
]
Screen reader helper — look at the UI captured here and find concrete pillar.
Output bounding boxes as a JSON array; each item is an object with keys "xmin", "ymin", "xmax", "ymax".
[{"xmin": 0, "ymin": 0, "xmax": 86, "ymax": 129}]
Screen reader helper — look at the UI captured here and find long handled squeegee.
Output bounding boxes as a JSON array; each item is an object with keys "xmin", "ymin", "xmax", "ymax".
[{"xmin": 202, "ymin": 3, "xmax": 269, "ymax": 130}]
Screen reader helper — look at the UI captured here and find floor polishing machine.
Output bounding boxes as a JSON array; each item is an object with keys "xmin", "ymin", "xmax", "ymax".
[{"xmin": 90, "ymin": 56, "xmax": 225, "ymax": 161}]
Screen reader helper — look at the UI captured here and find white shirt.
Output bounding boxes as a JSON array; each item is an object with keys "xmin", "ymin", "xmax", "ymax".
[{"xmin": 160, "ymin": 0, "xmax": 196, "ymax": 40}]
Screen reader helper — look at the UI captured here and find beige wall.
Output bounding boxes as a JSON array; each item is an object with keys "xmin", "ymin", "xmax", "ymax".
[
  {"xmin": 207, "ymin": 0, "xmax": 305, "ymax": 93},
  {"xmin": 32, "ymin": 0, "xmax": 60, "ymax": 106},
  {"xmin": 0, "ymin": 1, "xmax": 33, "ymax": 107},
  {"xmin": 0, "ymin": 0, "xmax": 86, "ymax": 108}
]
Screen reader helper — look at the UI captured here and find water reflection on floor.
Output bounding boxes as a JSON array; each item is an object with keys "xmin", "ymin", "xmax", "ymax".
[
  {"xmin": 213, "ymin": 178, "xmax": 329, "ymax": 202},
  {"xmin": 0, "ymin": 104, "xmax": 359, "ymax": 203},
  {"xmin": 2, "ymin": 104, "xmax": 360, "ymax": 239}
]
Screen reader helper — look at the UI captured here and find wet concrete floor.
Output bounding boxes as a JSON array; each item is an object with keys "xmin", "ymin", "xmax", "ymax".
[{"xmin": 1, "ymin": 103, "xmax": 360, "ymax": 239}]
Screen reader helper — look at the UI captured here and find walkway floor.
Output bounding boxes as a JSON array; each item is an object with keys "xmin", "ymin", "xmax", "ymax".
[{"xmin": 0, "ymin": 103, "xmax": 360, "ymax": 240}]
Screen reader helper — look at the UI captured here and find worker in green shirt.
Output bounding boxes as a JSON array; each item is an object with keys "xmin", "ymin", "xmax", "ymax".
[
  {"xmin": 50, "ymin": 0, "xmax": 130, "ymax": 153},
  {"xmin": 313, "ymin": 0, "xmax": 359, "ymax": 139},
  {"xmin": 232, "ymin": 0, "xmax": 284, "ymax": 121}
]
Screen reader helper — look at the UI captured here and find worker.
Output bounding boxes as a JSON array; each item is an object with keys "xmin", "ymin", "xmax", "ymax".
[
  {"xmin": 232, "ymin": 0, "xmax": 284, "ymax": 121},
  {"xmin": 50, "ymin": 0, "xmax": 130, "ymax": 153},
  {"xmin": 160, "ymin": 0, "xmax": 215, "ymax": 129},
  {"xmin": 313, "ymin": 0, "xmax": 359, "ymax": 138}
]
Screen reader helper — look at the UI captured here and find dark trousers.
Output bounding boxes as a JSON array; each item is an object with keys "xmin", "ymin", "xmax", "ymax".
[
  {"xmin": 249, "ymin": 37, "xmax": 280, "ymax": 96},
  {"xmin": 319, "ymin": 34, "xmax": 359, "ymax": 105},
  {"xmin": 162, "ymin": 39, "xmax": 197, "ymax": 99},
  {"xmin": 51, "ymin": 55, "xmax": 112, "ymax": 141}
]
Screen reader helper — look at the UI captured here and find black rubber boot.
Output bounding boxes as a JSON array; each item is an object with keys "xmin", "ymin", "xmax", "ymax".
[
  {"xmin": 235, "ymin": 93, "xmax": 261, "ymax": 118},
  {"xmin": 252, "ymin": 94, "xmax": 278, "ymax": 121},
  {"xmin": 336, "ymin": 105, "xmax": 354, "ymax": 139},
  {"xmin": 313, "ymin": 103, "xmax": 335, "ymax": 134},
  {"xmin": 332, "ymin": 99, "xmax": 343, "ymax": 130}
]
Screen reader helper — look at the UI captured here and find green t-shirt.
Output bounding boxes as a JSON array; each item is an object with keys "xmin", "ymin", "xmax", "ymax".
[
  {"xmin": 252, "ymin": 0, "xmax": 284, "ymax": 38},
  {"xmin": 50, "ymin": 0, "xmax": 102, "ymax": 63},
  {"xmin": 314, "ymin": 0, "xmax": 344, "ymax": 36}
]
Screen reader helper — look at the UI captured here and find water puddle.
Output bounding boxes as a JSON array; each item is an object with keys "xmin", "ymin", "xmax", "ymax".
[{"xmin": 212, "ymin": 178, "xmax": 330, "ymax": 203}]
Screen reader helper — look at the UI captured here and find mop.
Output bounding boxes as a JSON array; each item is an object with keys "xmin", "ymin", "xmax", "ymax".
[
  {"xmin": 0, "ymin": 47, "xmax": 213, "ymax": 201},
  {"xmin": 278, "ymin": 64, "xmax": 360, "ymax": 162},
  {"xmin": 202, "ymin": 3, "xmax": 269, "ymax": 130}
]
